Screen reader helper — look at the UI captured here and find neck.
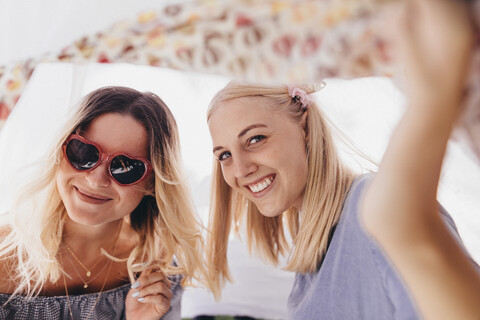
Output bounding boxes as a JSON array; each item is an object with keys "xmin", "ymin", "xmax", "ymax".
[{"xmin": 62, "ymin": 218, "xmax": 123, "ymax": 252}]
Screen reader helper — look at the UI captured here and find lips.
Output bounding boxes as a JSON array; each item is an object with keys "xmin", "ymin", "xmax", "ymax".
[
  {"xmin": 247, "ymin": 175, "xmax": 275, "ymax": 193},
  {"xmin": 75, "ymin": 187, "xmax": 111, "ymax": 204}
]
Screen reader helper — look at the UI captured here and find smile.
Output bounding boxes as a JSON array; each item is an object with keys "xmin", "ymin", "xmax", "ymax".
[
  {"xmin": 75, "ymin": 187, "xmax": 111, "ymax": 203},
  {"xmin": 247, "ymin": 175, "xmax": 275, "ymax": 193}
]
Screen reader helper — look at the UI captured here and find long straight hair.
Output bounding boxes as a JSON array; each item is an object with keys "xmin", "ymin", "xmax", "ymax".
[
  {"xmin": 206, "ymin": 82, "xmax": 356, "ymax": 293},
  {"xmin": 0, "ymin": 86, "xmax": 216, "ymax": 299}
]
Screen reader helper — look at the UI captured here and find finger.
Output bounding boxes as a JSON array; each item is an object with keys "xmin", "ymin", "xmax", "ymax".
[
  {"xmin": 132, "ymin": 280, "xmax": 173, "ymax": 302},
  {"xmin": 136, "ymin": 293, "xmax": 171, "ymax": 313},
  {"xmin": 393, "ymin": 0, "xmax": 474, "ymax": 96},
  {"xmin": 131, "ymin": 269, "xmax": 171, "ymax": 290}
]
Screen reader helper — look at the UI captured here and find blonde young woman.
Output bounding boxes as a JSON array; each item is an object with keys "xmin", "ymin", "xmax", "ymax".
[
  {"xmin": 0, "ymin": 86, "xmax": 214, "ymax": 319},
  {"xmin": 206, "ymin": 0, "xmax": 480, "ymax": 319}
]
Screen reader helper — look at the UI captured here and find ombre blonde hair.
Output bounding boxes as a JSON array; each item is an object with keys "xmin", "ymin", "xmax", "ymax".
[
  {"xmin": 206, "ymin": 82, "xmax": 356, "ymax": 293},
  {"xmin": 0, "ymin": 86, "xmax": 216, "ymax": 299}
]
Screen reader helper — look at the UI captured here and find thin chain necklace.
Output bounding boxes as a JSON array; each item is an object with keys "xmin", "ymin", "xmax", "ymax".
[
  {"xmin": 60, "ymin": 222, "xmax": 122, "ymax": 319},
  {"xmin": 66, "ymin": 252, "xmax": 111, "ymax": 289},
  {"xmin": 64, "ymin": 243, "xmax": 105, "ymax": 278},
  {"xmin": 63, "ymin": 221, "xmax": 122, "ymax": 281},
  {"xmin": 61, "ymin": 254, "xmax": 114, "ymax": 320}
]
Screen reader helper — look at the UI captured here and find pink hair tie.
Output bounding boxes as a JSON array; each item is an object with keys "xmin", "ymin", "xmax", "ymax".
[{"xmin": 287, "ymin": 85, "xmax": 313, "ymax": 110}]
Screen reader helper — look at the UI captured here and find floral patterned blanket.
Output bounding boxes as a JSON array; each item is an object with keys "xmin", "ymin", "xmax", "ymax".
[{"xmin": 0, "ymin": 0, "xmax": 479, "ymax": 160}]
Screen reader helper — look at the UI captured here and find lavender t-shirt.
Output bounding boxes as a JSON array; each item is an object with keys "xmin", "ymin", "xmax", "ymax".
[{"xmin": 288, "ymin": 174, "xmax": 462, "ymax": 320}]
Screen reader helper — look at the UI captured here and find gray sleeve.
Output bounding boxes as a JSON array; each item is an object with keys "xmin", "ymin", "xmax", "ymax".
[
  {"xmin": 160, "ymin": 274, "xmax": 184, "ymax": 320},
  {"xmin": 438, "ymin": 203, "xmax": 480, "ymax": 269}
]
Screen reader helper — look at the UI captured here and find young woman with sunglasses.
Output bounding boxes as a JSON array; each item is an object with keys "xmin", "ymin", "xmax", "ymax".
[
  {"xmin": 0, "ymin": 86, "xmax": 214, "ymax": 319},
  {"xmin": 206, "ymin": 0, "xmax": 480, "ymax": 319}
]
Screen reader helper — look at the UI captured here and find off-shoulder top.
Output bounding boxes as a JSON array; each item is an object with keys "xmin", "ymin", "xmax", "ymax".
[{"xmin": 0, "ymin": 274, "xmax": 183, "ymax": 320}]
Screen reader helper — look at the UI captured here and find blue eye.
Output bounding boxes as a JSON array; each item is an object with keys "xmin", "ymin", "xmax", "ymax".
[
  {"xmin": 249, "ymin": 135, "xmax": 266, "ymax": 145},
  {"xmin": 218, "ymin": 151, "xmax": 231, "ymax": 161}
]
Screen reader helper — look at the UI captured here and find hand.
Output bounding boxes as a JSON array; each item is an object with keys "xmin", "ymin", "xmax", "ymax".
[
  {"xmin": 393, "ymin": 0, "xmax": 475, "ymax": 109},
  {"xmin": 125, "ymin": 268, "xmax": 172, "ymax": 320}
]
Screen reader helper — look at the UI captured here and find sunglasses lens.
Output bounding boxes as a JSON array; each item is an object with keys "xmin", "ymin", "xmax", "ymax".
[
  {"xmin": 110, "ymin": 155, "xmax": 147, "ymax": 185},
  {"xmin": 65, "ymin": 139, "xmax": 100, "ymax": 170}
]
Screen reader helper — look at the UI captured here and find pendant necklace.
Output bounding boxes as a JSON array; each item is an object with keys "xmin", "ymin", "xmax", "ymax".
[
  {"xmin": 66, "ymin": 253, "xmax": 110, "ymax": 289},
  {"xmin": 64, "ymin": 243, "xmax": 103, "ymax": 279},
  {"xmin": 60, "ymin": 222, "xmax": 122, "ymax": 319},
  {"xmin": 61, "ymin": 252, "xmax": 114, "ymax": 320},
  {"xmin": 63, "ymin": 221, "xmax": 122, "ymax": 288}
]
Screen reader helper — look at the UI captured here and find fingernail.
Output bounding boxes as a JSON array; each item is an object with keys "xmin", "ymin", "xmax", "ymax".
[
  {"xmin": 132, "ymin": 291, "xmax": 140, "ymax": 298},
  {"xmin": 137, "ymin": 297, "xmax": 145, "ymax": 302},
  {"xmin": 131, "ymin": 281, "xmax": 140, "ymax": 289}
]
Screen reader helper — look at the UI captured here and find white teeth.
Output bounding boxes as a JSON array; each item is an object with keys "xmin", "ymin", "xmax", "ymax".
[{"xmin": 248, "ymin": 176, "xmax": 273, "ymax": 193}]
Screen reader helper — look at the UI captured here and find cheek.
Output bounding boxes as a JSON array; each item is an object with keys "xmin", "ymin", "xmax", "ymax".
[
  {"xmin": 220, "ymin": 165, "xmax": 236, "ymax": 189},
  {"xmin": 283, "ymin": 145, "xmax": 308, "ymax": 188},
  {"xmin": 297, "ymin": 163, "xmax": 308, "ymax": 190},
  {"xmin": 119, "ymin": 186, "xmax": 147, "ymax": 210},
  {"xmin": 296, "ymin": 152, "xmax": 308, "ymax": 181},
  {"xmin": 56, "ymin": 166, "xmax": 75, "ymax": 212},
  {"xmin": 56, "ymin": 172, "xmax": 66, "ymax": 200},
  {"xmin": 58, "ymin": 157, "xmax": 77, "ymax": 177},
  {"xmin": 56, "ymin": 161, "xmax": 72, "ymax": 193}
]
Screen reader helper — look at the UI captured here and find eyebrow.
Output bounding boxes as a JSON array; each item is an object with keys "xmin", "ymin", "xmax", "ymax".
[{"xmin": 212, "ymin": 123, "xmax": 267, "ymax": 153}]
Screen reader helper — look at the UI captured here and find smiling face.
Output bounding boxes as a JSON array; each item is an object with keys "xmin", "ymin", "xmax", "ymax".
[
  {"xmin": 56, "ymin": 113, "xmax": 151, "ymax": 226},
  {"xmin": 208, "ymin": 97, "xmax": 309, "ymax": 217}
]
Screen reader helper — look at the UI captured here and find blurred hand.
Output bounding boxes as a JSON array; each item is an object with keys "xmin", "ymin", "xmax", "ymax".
[
  {"xmin": 125, "ymin": 268, "xmax": 172, "ymax": 320},
  {"xmin": 393, "ymin": 0, "xmax": 475, "ymax": 109}
]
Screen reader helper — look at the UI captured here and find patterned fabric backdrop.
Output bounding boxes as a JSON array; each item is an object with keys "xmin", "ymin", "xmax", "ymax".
[{"xmin": 0, "ymin": 0, "xmax": 479, "ymax": 160}]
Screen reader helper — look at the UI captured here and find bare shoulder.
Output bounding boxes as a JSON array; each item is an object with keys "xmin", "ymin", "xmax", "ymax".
[
  {"xmin": 0, "ymin": 223, "xmax": 11, "ymax": 236},
  {"xmin": 0, "ymin": 224, "xmax": 18, "ymax": 294},
  {"xmin": 0, "ymin": 223, "xmax": 13, "ymax": 252},
  {"xmin": 0, "ymin": 262, "xmax": 17, "ymax": 294}
]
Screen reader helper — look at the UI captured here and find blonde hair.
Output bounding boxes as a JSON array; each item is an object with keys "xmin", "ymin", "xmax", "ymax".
[
  {"xmin": 206, "ymin": 82, "xmax": 356, "ymax": 293},
  {"xmin": 0, "ymin": 86, "xmax": 216, "ymax": 299}
]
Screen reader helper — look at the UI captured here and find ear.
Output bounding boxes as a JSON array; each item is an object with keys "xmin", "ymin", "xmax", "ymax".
[{"xmin": 300, "ymin": 110, "xmax": 309, "ymax": 144}]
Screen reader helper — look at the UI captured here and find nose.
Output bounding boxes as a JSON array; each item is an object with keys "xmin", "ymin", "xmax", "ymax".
[
  {"xmin": 85, "ymin": 162, "xmax": 111, "ymax": 188},
  {"xmin": 233, "ymin": 152, "xmax": 256, "ymax": 179}
]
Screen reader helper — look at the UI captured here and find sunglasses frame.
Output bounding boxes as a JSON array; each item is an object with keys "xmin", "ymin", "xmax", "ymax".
[{"xmin": 62, "ymin": 134, "xmax": 153, "ymax": 186}]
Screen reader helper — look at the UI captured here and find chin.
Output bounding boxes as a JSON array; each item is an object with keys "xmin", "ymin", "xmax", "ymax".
[
  {"xmin": 66, "ymin": 208, "xmax": 107, "ymax": 226},
  {"xmin": 256, "ymin": 205, "xmax": 285, "ymax": 218},
  {"xmin": 68, "ymin": 215, "xmax": 98, "ymax": 226}
]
